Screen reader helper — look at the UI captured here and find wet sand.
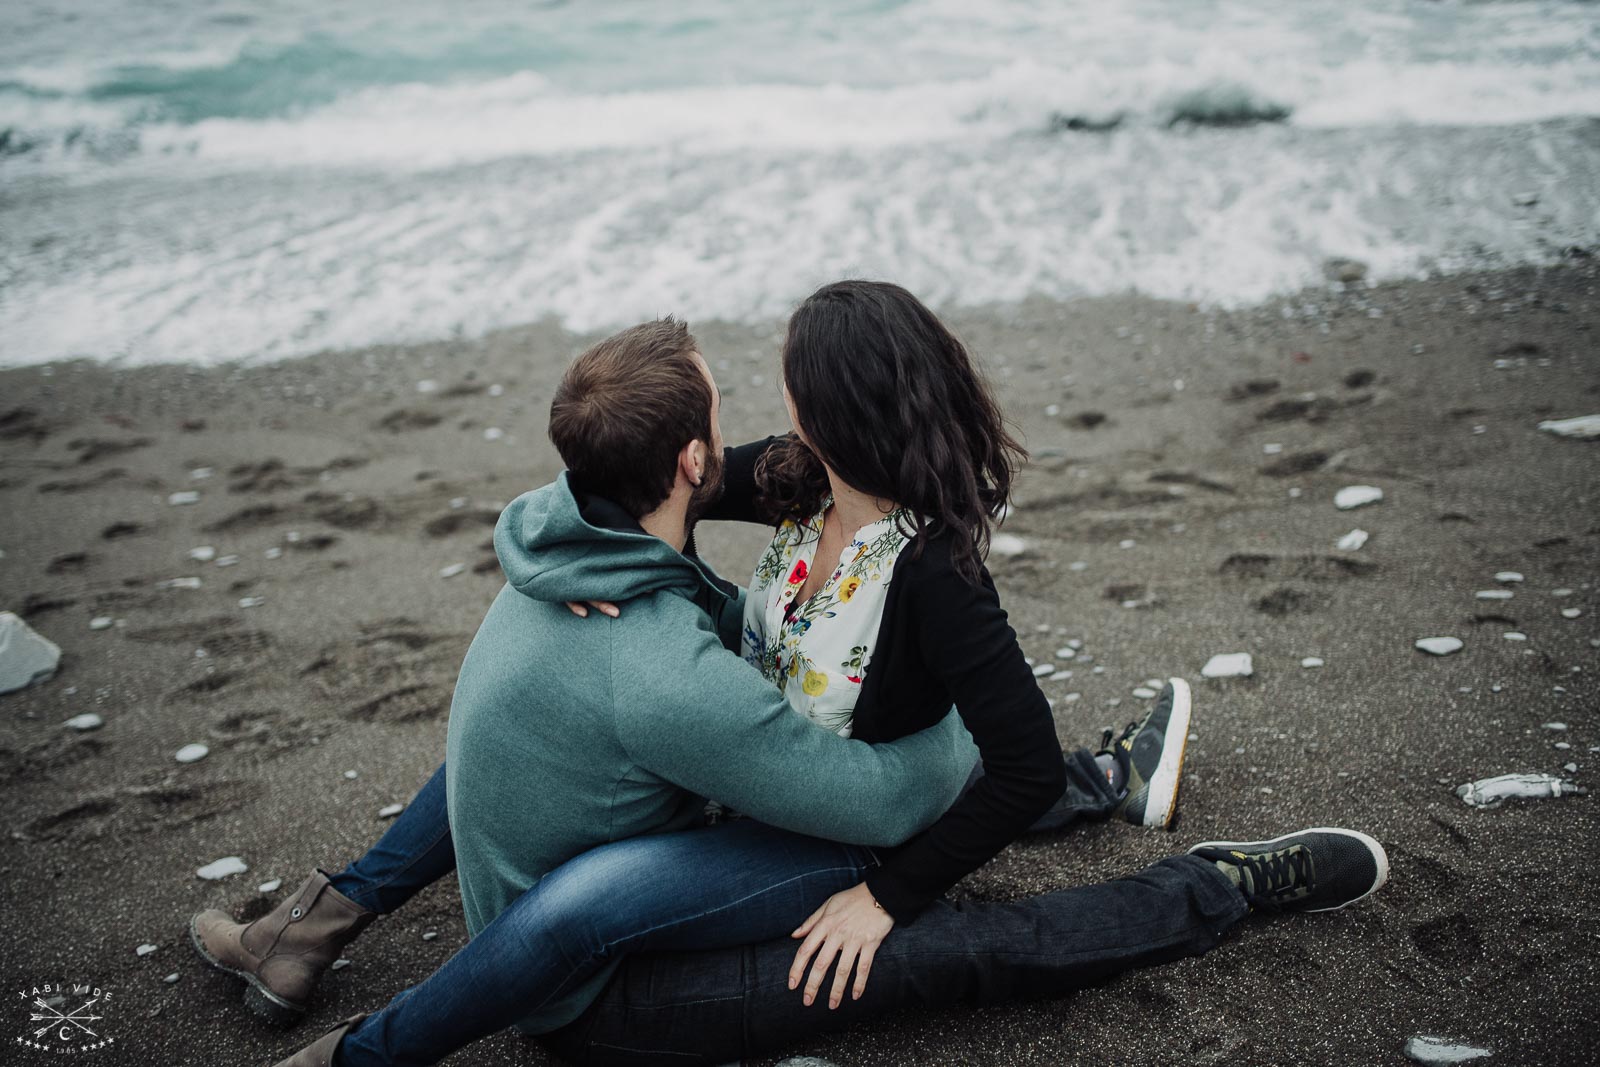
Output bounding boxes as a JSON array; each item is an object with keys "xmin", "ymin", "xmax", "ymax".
[{"xmin": 2, "ymin": 263, "xmax": 1597, "ymax": 1065}]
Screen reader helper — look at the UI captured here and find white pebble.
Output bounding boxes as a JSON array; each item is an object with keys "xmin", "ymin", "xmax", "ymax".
[
  {"xmin": 188, "ymin": 546, "xmax": 216, "ymax": 562},
  {"xmin": 189, "ymin": 467, "xmax": 213, "ymax": 481},
  {"xmin": 239, "ymin": 596, "xmax": 265, "ymax": 609},
  {"xmin": 1334, "ymin": 485, "xmax": 1383, "ymax": 510},
  {"xmin": 1132, "ymin": 687, "xmax": 1157, "ymax": 699},
  {"xmin": 416, "ymin": 379, "xmax": 438, "ymax": 393},
  {"xmin": 1336, "ymin": 529, "xmax": 1368, "ymax": 551},
  {"xmin": 1562, "ymin": 608, "xmax": 1583, "ymax": 619},
  {"xmin": 344, "ymin": 769, "xmax": 358, "ymax": 779},
  {"xmin": 1415, "ymin": 637, "xmax": 1464, "ymax": 656},
  {"xmin": 1118, "ymin": 539, "xmax": 1136, "ymax": 549},
  {"xmin": 1201, "ymin": 652, "xmax": 1253, "ymax": 678},
  {"xmin": 168, "ymin": 491, "xmax": 201, "ymax": 506},
  {"xmin": 483, "ymin": 427, "xmax": 505, "ymax": 441},
  {"xmin": 1054, "ymin": 647, "xmax": 1078, "ymax": 660},
  {"xmin": 157, "ymin": 577, "xmax": 202, "ymax": 590},
  {"xmin": 330, "ymin": 959, "xmax": 351, "ymax": 971},
  {"xmin": 1301, "ymin": 657, "xmax": 1325, "ymax": 668},
  {"xmin": 1503, "ymin": 632, "xmax": 1527, "ymax": 641},
  {"xmin": 1032, "ymin": 664, "xmax": 1056, "ymax": 678},
  {"xmin": 989, "ymin": 534, "xmax": 1027, "ymax": 558},
  {"xmin": 1403, "ymin": 1035, "xmax": 1493, "ymax": 1064},
  {"xmin": 196, "ymin": 856, "xmax": 248, "ymax": 881},
  {"xmin": 264, "ymin": 546, "xmax": 283, "ymax": 560},
  {"xmin": 488, "ymin": 384, "xmax": 504, "ymax": 397},
  {"xmin": 89, "ymin": 616, "xmax": 113, "ymax": 631},
  {"xmin": 257, "ymin": 879, "xmax": 283, "ymax": 893},
  {"xmin": 64, "ymin": 713, "xmax": 104, "ymax": 731},
  {"xmin": 215, "ymin": 554, "xmax": 239, "ymax": 567},
  {"xmin": 1063, "ymin": 692, "xmax": 1081, "ymax": 702},
  {"xmin": 163, "ymin": 973, "xmax": 180, "ymax": 984},
  {"xmin": 1542, "ymin": 722, "xmax": 1567, "ymax": 731},
  {"xmin": 1068, "ymin": 560, "xmax": 1087, "ymax": 571},
  {"xmin": 439, "ymin": 563, "xmax": 467, "ymax": 579},
  {"xmin": 1494, "ymin": 571, "xmax": 1523, "ymax": 583},
  {"xmin": 1554, "ymin": 741, "xmax": 1571, "ymax": 750},
  {"xmin": 1474, "ymin": 590, "xmax": 1513, "ymax": 601},
  {"xmin": 1536, "ymin": 414, "xmax": 1600, "ymax": 439},
  {"xmin": 1067, "ymin": 639, "xmax": 1083, "ymax": 650},
  {"xmin": 135, "ymin": 943, "xmax": 158, "ymax": 957},
  {"xmin": 175, "ymin": 743, "xmax": 209, "ymax": 764},
  {"xmin": 449, "ymin": 497, "xmax": 468, "ymax": 509},
  {"xmin": 1552, "ymin": 588, "xmax": 1574, "ymax": 597},
  {"xmin": 1263, "ymin": 443, "xmax": 1283, "ymax": 454},
  {"xmin": 285, "ymin": 531, "xmax": 301, "ymax": 542},
  {"xmin": 1287, "ymin": 487, "xmax": 1302, "ymax": 498},
  {"xmin": 378, "ymin": 803, "xmax": 405, "ymax": 818}
]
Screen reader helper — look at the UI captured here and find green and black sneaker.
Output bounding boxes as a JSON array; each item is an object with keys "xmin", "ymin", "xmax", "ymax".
[
  {"xmin": 1189, "ymin": 827, "xmax": 1390, "ymax": 912},
  {"xmin": 1101, "ymin": 677, "xmax": 1192, "ymax": 828}
]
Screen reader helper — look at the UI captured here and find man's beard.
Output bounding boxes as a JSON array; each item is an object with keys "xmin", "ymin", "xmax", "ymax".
[{"xmin": 685, "ymin": 446, "xmax": 726, "ymax": 528}]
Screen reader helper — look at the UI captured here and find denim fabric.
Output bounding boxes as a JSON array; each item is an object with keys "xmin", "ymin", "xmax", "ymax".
[
  {"xmin": 542, "ymin": 854, "xmax": 1249, "ymax": 1065},
  {"xmin": 326, "ymin": 762, "xmax": 456, "ymax": 914},
  {"xmin": 336, "ymin": 819, "xmax": 875, "ymax": 1067}
]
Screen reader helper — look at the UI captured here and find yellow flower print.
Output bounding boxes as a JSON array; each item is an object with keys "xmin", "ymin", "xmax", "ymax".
[
  {"xmin": 789, "ymin": 656, "xmax": 801, "ymax": 677},
  {"xmin": 837, "ymin": 576, "xmax": 863, "ymax": 603},
  {"xmin": 802, "ymin": 670, "xmax": 829, "ymax": 697}
]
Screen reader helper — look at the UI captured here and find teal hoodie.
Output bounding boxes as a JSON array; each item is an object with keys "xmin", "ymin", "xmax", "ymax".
[{"xmin": 444, "ymin": 474, "xmax": 978, "ymax": 1032}]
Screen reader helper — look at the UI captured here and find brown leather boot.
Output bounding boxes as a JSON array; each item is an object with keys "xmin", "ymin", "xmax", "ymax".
[
  {"xmin": 271, "ymin": 1014, "xmax": 366, "ymax": 1067},
  {"xmin": 191, "ymin": 870, "xmax": 375, "ymax": 1025}
]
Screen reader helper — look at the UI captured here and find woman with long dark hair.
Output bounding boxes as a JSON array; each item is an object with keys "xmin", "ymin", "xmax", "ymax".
[{"xmin": 253, "ymin": 282, "xmax": 1385, "ymax": 1067}]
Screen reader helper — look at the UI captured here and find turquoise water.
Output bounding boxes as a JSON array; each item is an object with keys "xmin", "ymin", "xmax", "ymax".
[{"xmin": 2, "ymin": 0, "xmax": 1598, "ymax": 365}]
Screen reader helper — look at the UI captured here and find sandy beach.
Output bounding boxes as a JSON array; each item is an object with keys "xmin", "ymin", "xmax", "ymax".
[{"xmin": 2, "ymin": 263, "xmax": 1597, "ymax": 1065}]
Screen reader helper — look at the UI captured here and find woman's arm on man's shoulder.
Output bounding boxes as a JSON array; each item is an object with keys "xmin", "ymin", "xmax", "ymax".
[{"xmin": 698, "ymin": 436, "xmax": 782, "ymax": 525}]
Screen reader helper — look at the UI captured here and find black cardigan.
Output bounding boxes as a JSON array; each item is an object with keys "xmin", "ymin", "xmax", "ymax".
[{"xmin": 701, "ymin": 438, "xmax": 1067, "ymax": 921}]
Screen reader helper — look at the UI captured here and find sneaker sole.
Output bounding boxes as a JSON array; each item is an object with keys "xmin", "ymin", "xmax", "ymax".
[
  {"xmin": 1138, "ymin": 677, "xmax": 1192, "ymax": 828},
  {"xmin": 1186, "ymin": 826, "xmax": 1389, "ymax": 912},
  {"xmin": 188, "ymin": 916, "xmax": 307, "ymax": 1026}
]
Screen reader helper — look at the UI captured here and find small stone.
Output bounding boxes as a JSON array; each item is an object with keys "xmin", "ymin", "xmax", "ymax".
[
  {"xmin": 135, "ymin": 943, "xmax": 158, "ymax": 957},
  {"xmin": 163, "ymin": 972, "xmax": 180, "ymax": 985},
  {"xmin": 189, "ymin": 467, "xmax": 213, "ymax": 480},
  {"xmin": 1494, "ymin": 571, "xmax": 1523, "ymax": 583},
  {"xmin": 1565, "ymin": 763, "xmax": 1579, "ymax": 773},
  {"xmin": 1503, "ymin": 632, "xmax": 1527, "ymax": 641},
  {"xmin": 488, "ymin": 383, "xmax": 505, "ymax": 397},
  {"xmin": 1553, "ymin": 588, "xmax": 1574, "ymax": 597},
  {"xmin": 196, "ymin": 856, "xmax": 248, "ymax": 881},
  {"xmin": 1301, "ymin": 657, "xmax": 1325, "ymax": 668},
  {"xmin": 1118, "ymin": 539, "xmax": 1136, "ymax": 549},
  {"xmin": 89, "ymin": 616, "xmax": 114, "ymax": 631},
  {"xmin": 1415, "ymin": 637, "xmax": 1464, "ymax": 656},
  {"xmin": 1287, "ymin": 487, "xmax": 1302, "ymax": 498},
  {"xmin": 1334, "ymin": 485, "xmax": 1383, "ymax": 510},
  {"xmin": 64, "ymin": 713, "xmax": 104, "ymax": 731},
  {"xmin": 157, "ymin": 577, "xmax": 202, "ymax": 590},
  {"xmin": 1067, "ymin": 639, "xmax": 1083, "ymax": 650},
  {"xmin": 1536, "ymin": 414, "xmax": 1600, "ymax": 439},
  {"xmin": 1542, "ymin": 722, "xmax": 1568, "ymax": 731},
  {"xmin": 379, "ymin": 803, "xmax": 405, "ymax": 818},
  {"xmin": 330, "ymin": 958, "xmax": 351, "ymax": 971},
  {"xmin": 989, "ymin": 534, "xmax": 1027, "ymax": 558},
  {"xmin": 285, "ymin": 531, "xmax": 301, "ymax": 542},
  {"xmin": 1032, "ymin": 664, "xmax": 1056, "ymax": 678},
  {"xmin": 1562, "ymin": 608, "xmax": 1582, "ymax": 619},
  {"xmin": 1262, "ymin": 443, "xmax": 1284, "ymax": 455},
  {"xmin": 1554, "ymin": 741, "xmax": 1571, "ymax": 750},
  {"xmin": 1053, "ymin": 647, "xmax": 1078, "ymax": 660},
  {"xmin": 264, "ymin": 546, "xmax": 283, "ymax": 560},
  {"xmin": 1, "ymin": 613, "xmax": 63, "ymax": 694},
  {"xmin": 344, "ymin": 769, "xmax": 358, "ymax": 779},
  {"xmin": 168, "ymin": 491, "xmax": 201, "ymax": 506},
  {"xmin": 416, "ymin": 379, "xmax": 438, "ymax": 393},
  {"xmin": 439, "ymin": 563, "xmax": 467, "ymax": 579},
  {"xmin": 239, "ymin": 596, "xmax": 265, "ymax": 608},
  {"xmin": 258, "ymin": 879, "xmax": 283, "ymax": 893},
  {"xmin": 450, "ymin": 496, "xmax": 468, "ymax": 510},
  {"xmin": 1068, "ymin": 560, "xmax": 1087, "ymax": 571},
  {"xmin": 1403, "ymin": 1035, "xmax": 1492, "ymax": 1063},
  {"xmin": 1201, "ymin": 652, "xmax": 1253, "ymax": 678},
  {"xmin": 483, "ymin": 427, "xmax": 505, "ymax": 442},
  {"xmin": 215, "ymin": 554, "xmax": 239, "ymax": 567},
  {"xmin": 188, "ymin": 546, "xmax": 216, "ymax": 562},
  {"xmin": 1132, "ymin": 687, "xmax": 1157, "ymax": 699},
  {"xmin": 175, "ymin": 744, "xmax": 209, "ymax": 764},
  {"xmin": 422, "ymin": 931, "xmax": 439, "ymax": 941},
  {"xmin": 1336, "ymin": 529, "xmax": 1368, "ymax": 551},
  {"xmin": 1475, "ymin": 590, "xmax": 1513, "ymax": 601},
  {"xmin": 1063, "ymin": 692, "xmax": 1081, "ymax": 702}
]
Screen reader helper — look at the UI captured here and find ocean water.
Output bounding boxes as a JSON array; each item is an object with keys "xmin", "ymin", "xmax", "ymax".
[{"xmin": 2, "ymin": 0, "xmax": 1598, "ymax": 367}]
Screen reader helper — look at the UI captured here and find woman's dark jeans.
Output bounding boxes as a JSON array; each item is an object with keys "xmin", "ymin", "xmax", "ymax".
[{"xmin": 542, "ymin": 854, "xmax": 1248, "ymax": 1065}]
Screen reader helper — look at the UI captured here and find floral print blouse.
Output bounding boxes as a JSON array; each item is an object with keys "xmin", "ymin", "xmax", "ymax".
[{"xmin": 742, "ymin": 498, "xmax": 916, "ymax": 737}]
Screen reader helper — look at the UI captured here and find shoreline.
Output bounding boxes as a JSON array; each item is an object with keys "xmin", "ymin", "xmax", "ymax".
[{"xmin": 2, "ymin": 263, "xmax": 1597, "ymax": 1065}]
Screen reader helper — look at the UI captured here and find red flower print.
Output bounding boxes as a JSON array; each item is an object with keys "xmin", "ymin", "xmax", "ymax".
[{"xmin": 788, "ymin": 559, "xmax": 808, "ymax": 585}]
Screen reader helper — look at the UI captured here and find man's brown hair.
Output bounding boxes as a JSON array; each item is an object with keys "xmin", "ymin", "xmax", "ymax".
[{"xmin": 548, "ymin": 318, "xmax": 712, "ymax": 518}]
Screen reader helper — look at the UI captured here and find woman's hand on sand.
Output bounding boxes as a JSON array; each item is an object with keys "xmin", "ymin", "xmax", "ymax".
[
  {"xmin": 565, "ymin": 601, "xmax": 620, "ymax": 618},
  {"xmin": 788, "ymin": 882, "xmax": 894, "ymax": 1009}
]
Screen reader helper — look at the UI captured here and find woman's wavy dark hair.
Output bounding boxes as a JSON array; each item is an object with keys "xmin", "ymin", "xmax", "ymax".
[{"xmin": 756, "ymin": 280, "xmax": 1026, "ymax": 583}]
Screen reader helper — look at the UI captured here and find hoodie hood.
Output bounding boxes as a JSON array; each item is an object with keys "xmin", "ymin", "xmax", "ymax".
[{"xmin": 495, "ymin": 473, "xmax": 730, "ymax": 608}]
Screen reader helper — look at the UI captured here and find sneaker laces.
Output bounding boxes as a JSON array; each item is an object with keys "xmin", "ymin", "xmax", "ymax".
[
  {"xmin": 1230, "ymin": 845, "xmax": 1314, "ymax": 906},
  {"xmin": 1099, "ymin": 721, "xmax": 1140, "ymax": 754}
]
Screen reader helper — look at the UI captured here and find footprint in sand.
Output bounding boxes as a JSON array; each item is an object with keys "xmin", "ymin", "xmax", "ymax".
[{"xmin": 1217, "ymin": 553, "xmax": 1378, "ymax": 581}]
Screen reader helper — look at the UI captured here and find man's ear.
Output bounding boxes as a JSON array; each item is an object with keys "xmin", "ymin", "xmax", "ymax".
[{"xmin": 680, "ymin": 439, "xmax": 707, "ymax": 487}]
